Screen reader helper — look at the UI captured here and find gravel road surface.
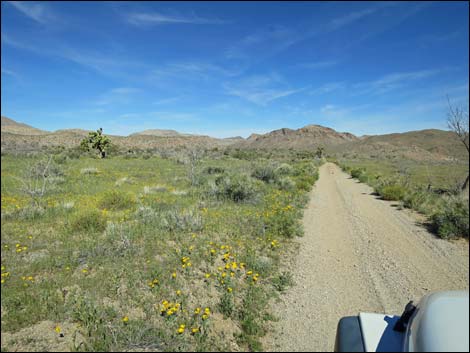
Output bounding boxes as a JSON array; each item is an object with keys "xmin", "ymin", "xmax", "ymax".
[{"xmin": 267, "ymin": 163, "xmax": 469, "ymax": 352}]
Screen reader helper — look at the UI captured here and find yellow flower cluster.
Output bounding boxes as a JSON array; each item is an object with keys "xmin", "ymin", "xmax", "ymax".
[
  {"xmin": 148, "ymin": 278, "xmax": 159, "ymax": 288},
  {"xmin": 15, "ymin": 243, "xmax": 28, "ymax": 253},
  {"xmin": 181, "ymin": 256, "xmax": 191, "ymax": 269},
  {"xmin": 1, "ymin": 266, "xmax": 10, "ymax": 284},
  {"xmin": 202, "ymin": 307, "xmax": 211, "ymax": 320},
  {"xmin": 177, "ymin": 324, "xmax": 185, "ymax": 334},
  {"xmin": 159, "ymin": 300, "xmax": 181, "ymax": 317}
]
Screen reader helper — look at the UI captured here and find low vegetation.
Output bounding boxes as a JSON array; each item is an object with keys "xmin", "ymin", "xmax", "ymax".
[
  {"xmin": 1, "ymin": 148, "xmax": 320, "ymax": 351},
  {"xmin": 340, "ymin": 162, "xmax": 469, "ymax": 239}
]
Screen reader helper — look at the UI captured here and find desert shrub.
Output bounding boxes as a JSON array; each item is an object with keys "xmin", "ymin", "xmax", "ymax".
[
  {"xmin": 252, "ymin": 163, "xmax": 278, "ymax": 183},
  {"xmin": 69, "ymin": 208, "xmax": 107, "ymax": 233},
  {"xmin": 350, "ymin": 168, "xmax": 365, "ymax": 179},
  {"xmin": 98, "ymin": 190, "xmax": 135, "ymax": 210},
  {"xmin": 115, "ymin": 177, "xmax": 133, "ymax": 186},
  {"xmin": 431, "ymin": 197, "xmax": 469, "ymax": 238},
  {"xmin": 204, "ymin": 166, "xmax": 225, "ymax": 174},
  {"xmin": 272, "ymin": 272, "xmax": 294, "ymax": 292},
  {"xmin": 16, "ymin": 155, "xmax": 64, "ymax": 207},
  {"xmin": 53, "ymin": 153, "xmax": 68, "ymax": 164},
  {"xmin": 265, "ymin": 208, "xmax": 303, "ymax": 238},
  {"xmin": 211, "ymin": 173, "xmax": 259, "ymax": 202},
  {"xmin": 402, "ymin": 189, "xmax": 438, "ymax": 214},
  {"xmin": 292, "ymin": 162, "xmax": 317, "ymax": 176},
  {"xmin": 65, "ymin": 147, "xmax": 82, "ymax": 159},
  {"xmin": 357, "ymin": 173, "xmax": 370, "ymax": 184},
  {"xmin": 80, "ymin": 167, "xmax": 99, "ymax": 175},
  {"xmin": 276, "ymin": 176, "xmax": 296, "ymax": 191},
  {"xmin": 378, "ymin": 184, "xmax": 407, "ymax": 201},
  {"xmin": 143, "ymin": 185, "xmax": 167, "ymax": 194},
  {"xmin": 295, "ymin": 172, "xmax": 318, "ymax": 192},
  {"xmin": 275, "ymin": 163, "xmax": 293, "ymax": 176},
  {"xmin": 160, "ymin": 208, "xmax": 203, "ymax": 232}
]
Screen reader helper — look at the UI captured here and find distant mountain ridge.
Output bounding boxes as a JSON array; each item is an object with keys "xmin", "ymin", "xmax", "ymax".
[
  {"xmin": 235, "ymin": 124, "xmax": 358, "ymax": 149},
  {"xmin": 1, "ymin": 116, "xmax": 49, "ymax": 135},
  {"xmin": 1, "ymin": 116, "xmax": 467, "ymax": 161}
]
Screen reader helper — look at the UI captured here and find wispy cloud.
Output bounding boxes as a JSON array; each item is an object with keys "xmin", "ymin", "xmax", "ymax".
[
  {"xmin": 353, "ymin": 69, "xmax": 446, "ymax": 96},
  {"xmin": 224, "ymin": 73, "xmax": 307, "ymax": 106},
  {"xmin": 8, "ymin": 1, "xmax": 53, "ymax": 24},
  {"xmin": 127, "ymin": 11, "xmax": 227, "ymax": 26},
  {"xmin": 328, "ymin": 7, "xmax": 378, "ymax": 31},
  {"xmin": 2, "ymin": 33, "xmax": 143, "ymax": 78},
  {"xmin": 1, "ymin": 67, "xmax": 19, "ymax": 78},
  {"xmin": 225, "ymin": 5, "xmax": 383, "ymax": 71},
  {"xmin": 151, "ymin": 62, "xmax": 238, "ymax": 81},
  {"xmin": 94, "ymin": 87, "xmax": 141, "ymax": 106},
  {"xmin": 297, "ymin": 60, "xmax": 339, "ymax": 70},
  {"xmin": 309, "ymin": 82, "xmax": 346, "ymax": 95},
  {"xmin": 153, "ymin": 96, "xmax": 182, "ymax": 105}
]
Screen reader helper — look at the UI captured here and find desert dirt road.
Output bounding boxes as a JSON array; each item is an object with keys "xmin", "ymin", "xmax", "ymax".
[{"xmin": 266, "ymin": 162, "xmax": 469, "ymax": 352}]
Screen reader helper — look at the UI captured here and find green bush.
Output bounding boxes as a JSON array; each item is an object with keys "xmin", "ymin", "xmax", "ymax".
[
  {"xmin": 431, "ymin": 197, "xmax": 469, "ymax": 238},
  {"xmin": 275, "ymin": 163, "xmax": 293, "ymax": 176},
  {"xmin": 98, "ymin": 190, "xmax": 135, "ymax": 210},
  {"xmin": 252, "ymin": 164, "xmax": 277, "ymax": 183},
  {"xmin": 70, "ymin": 208, "xmax": 107, "ymax": 233},
  {"xmin": 272, "ymin": 272, "xmax": 294, "ymax": 292},
  {"xmin": 295, "ymin": 172, "xmax": 318, "ymax": 192},
  {"xmin": 350, "ymin": 168, "xmax": 365, "ymax": 179},
  {"xmin": 204, "ymin": 166, "xmax": 225, "ymax": 174},
  {"xmin": 379, "ymin": 184, "xmax": 407, "ymax": 201},
  {"xmin": 276, "ymin": 177, "xmax": 296, "ymax": 191},
  {"xmin": 357, "ymin": 173, "xmax": 369, "ymax": 184},
  {"xmin": 210, "ymin": 173, "xmax": 259, "ymax": 202}
]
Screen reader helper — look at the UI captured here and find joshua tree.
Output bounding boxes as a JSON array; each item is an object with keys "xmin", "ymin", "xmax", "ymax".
[
  {"xmin": 315, "ymin": 146, "xmax": 325, "ymax": 159},
  {"xmin": 80, "ymin": 128, "xmax": 111, "ymax": 158},
  {"xmin": 446, "ymin": 96, "xmax": 469, "ymax": 190}
]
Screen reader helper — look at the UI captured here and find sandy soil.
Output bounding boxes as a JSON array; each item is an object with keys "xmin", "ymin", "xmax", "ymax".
[{"xmin": 267, "ymin": 163, "xmax": 469, "ymax": 352}]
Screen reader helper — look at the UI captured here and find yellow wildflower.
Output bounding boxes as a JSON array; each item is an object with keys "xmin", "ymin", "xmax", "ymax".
[{"xmin": 122, "ymin": 316, "xmax": 129, "ymax": 323}]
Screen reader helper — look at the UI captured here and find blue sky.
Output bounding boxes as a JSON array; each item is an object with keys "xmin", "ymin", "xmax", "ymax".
[{"xmin": 1, "ymin": 1, "xmax": 469, "ymax": 138}]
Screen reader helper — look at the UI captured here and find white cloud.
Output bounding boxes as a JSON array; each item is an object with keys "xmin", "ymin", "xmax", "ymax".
[
  {"xmin": 1, "ymin": 67, "xmax": 18, "ymax": 77},
  {"xmin": 224, "ymin": 73, "xmax": 307, "ymax": 106},
  {"xmin": 127, "ymin": 12, "xmax": 227, "ymax": 26},
  {"xmin": 310, "ymin": 82, "xmax": 346, "ymax": 95},
  {"xmin": 153, "ymin": 96, "xmax": 182, "ymax": 105},
  {"xmin": 297, "ymin": 61, "xmax": 339, "ymax": 70},
  {"xmin": 353, "ymin": 69, "xmax": 446, "ymax": 96},
  {"xmin": 94, "ymin": 87, "xmax": 141, "ymax": 106},
  {"xmin": 8, "ymin": 1, "xmax": 53, "ymax": 24}
]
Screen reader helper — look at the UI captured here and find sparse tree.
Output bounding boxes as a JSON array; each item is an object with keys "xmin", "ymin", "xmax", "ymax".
[
  {"xmin": 80, "ymin": 128, "xmax": 111, "ymax": 158},
  {"xmin": 447, "ymin": 96, "xmax": 469, "ymax": 190},
  {"xmin": 15, "ymin": 155, "xmax": 63, "ymax": 207}
]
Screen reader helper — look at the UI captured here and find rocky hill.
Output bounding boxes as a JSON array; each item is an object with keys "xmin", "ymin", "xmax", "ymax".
[
  {"xmin": 1, "ymin": 116, "xmax": 48, "ymax": 135},
  {"xmin": 234, "ymin": 124, "xmax": 358, "ymax": 149},
  {"xmin": 0, "ymin": 116, "xmax": 237, "ymax": 152}
]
